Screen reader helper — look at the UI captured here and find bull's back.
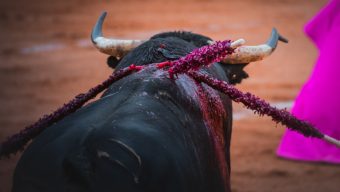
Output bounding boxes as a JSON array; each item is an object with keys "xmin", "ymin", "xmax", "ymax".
[{"xmin": 13, "ymin": 67, "xmax": 231, "ymax": 192}]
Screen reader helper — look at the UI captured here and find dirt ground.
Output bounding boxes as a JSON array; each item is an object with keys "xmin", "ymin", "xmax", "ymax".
[{"xmin": 1, "ymin": 0, "xmax": 339, "ymax": 191}]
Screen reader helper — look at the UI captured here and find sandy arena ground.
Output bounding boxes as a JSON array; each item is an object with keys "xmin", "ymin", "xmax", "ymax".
[{"xmin": 0, "ymin": 0, "xmax": 339, "ymax": 191}]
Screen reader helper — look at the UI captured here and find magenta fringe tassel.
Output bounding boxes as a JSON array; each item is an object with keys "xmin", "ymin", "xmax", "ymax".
[
  {"xmin": 188, "ymin": 71, "xmax": 324, "ymax": 138},
  {"xmin": 1, "ymin": 39, "xmax": 336, "ymax": 158},
  {"xmin": 168, "ymin": 40, "xmax": 233, "ymax": 78},
  {"xmin": 0, "ymin": 65, "xmax": 141, "ymax": 158}
]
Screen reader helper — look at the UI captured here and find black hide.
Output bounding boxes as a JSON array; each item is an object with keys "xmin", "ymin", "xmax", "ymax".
[{"xmin": 13, "ymin": 32, "xmax": 247, "ymax": 192}]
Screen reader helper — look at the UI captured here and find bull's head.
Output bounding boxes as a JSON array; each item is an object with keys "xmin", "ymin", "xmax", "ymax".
[{"xmin": 91, "ymin": 12, "xmax": 287, "ymax": 84}]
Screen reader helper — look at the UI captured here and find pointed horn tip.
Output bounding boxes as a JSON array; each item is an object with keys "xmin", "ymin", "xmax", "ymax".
[
  {"xmin": 279, "ymin": 35, "xmax": 289, "ymax": 43},
  {"xmin": 97, "ymin": 11, "xmax": 108, "ymax": 21},
  {"xmin": 101, "ymin": 11, "xmax": 108, "ymax": 17},
  {"xmin": 91, "ymin": 11, "xmax": 108, "ymax": 44},
  {"xmin": 265, "ymin": 28, "xmax": 289, "ymax": 49},
  {"xmin": 272, "ymin": 27, "xmax": 288, "ymax": 44}
]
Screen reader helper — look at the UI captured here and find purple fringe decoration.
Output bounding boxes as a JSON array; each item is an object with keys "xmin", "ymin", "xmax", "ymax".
[
  {"xmin": 0, "ymin": 39, "xmax": 329, "ymax": 158},
  {"xmin": 168, "ymin": 40, "xmax": 233, "ymax": 78},
  {"xmin": 0, "ymin": 66, "xmax": 139, "ymax": 158},
  {"xmin": 188, "ymin": 71, "xmax": 324, "ymax": 138}
]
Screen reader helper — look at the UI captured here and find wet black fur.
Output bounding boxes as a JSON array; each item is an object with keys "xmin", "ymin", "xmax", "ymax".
[{"xmin": 13, "ymin": 31, "xmax": 249, "ymax": 192}]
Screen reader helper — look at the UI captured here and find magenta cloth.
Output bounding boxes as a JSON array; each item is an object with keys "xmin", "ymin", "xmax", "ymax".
[{"xmin": 276, "ymin": 0, "xmax": 340, "ymax": 164}]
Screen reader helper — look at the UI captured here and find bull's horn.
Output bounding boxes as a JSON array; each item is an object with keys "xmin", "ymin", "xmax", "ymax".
[
  {"xmin": 91, "ymin": 11, "xmax": 145, "ymax": 58},
  {"xmin": 222, "ymin": 28, "xmax": 288, "ymax": 64}
]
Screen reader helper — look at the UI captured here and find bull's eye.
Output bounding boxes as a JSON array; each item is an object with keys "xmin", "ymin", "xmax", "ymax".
[{"xmin": 107, "ymin": 56, "xmax": 121, "ymax": 69}]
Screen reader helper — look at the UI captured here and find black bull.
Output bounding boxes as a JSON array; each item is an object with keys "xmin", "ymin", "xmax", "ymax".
[{"xmin": 13, "ymin": 32, "xmax": 253, "ymax": 192}]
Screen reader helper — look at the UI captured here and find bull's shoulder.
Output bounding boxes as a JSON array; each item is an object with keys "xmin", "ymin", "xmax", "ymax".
[
  {"xmin": 13, "ymin": 119, "xmax": 183, "ymax": 192},
  {"xmin": 69, "ymin": 122, "xmax": 187, "ymax": 192}
]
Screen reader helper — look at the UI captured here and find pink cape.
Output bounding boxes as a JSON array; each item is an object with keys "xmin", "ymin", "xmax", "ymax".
[{"xmin": 276, "ymin": 0, "xmax": 340, "ymax": 164}]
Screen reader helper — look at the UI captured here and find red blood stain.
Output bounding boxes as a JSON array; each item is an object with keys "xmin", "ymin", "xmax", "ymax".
[{"xmin": 195, "ymin": 80, "xmax": 229, "ymax": 190}]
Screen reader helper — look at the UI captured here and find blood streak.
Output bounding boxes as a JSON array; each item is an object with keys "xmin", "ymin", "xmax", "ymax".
[{"xmin": 195, "ymin": 81, "xmax": 229, "ymax": 190}]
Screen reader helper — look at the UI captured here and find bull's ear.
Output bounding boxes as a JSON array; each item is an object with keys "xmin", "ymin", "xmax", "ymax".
[
  {"xmin": 107, "ymin": 56, "xmax": 121, "ymax": 69},
  {"xmin": 220, "ymin": 63, "xmax": 249, "ymax": 85},
  {"xmin": 157, "ymin": 48, "xmax": 185, "ymax": 60}
]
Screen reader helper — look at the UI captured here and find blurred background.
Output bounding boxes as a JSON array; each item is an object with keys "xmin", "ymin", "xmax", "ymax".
[{"xmin": 1, "ymin": 0, "xmax": 339, "ymax": 191}]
